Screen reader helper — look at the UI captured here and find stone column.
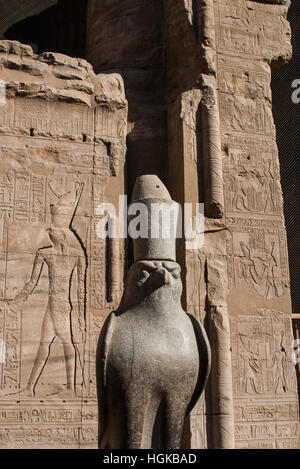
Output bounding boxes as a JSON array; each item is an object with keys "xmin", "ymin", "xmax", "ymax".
[{"xmin": 206, "ymin": 256, "xmax": 235, "ymax": 448}]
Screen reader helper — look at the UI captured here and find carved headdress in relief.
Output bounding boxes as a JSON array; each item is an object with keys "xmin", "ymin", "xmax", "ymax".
[{"xmin": 49, "ymin": 182, "xmax": 84, "ymax": 229}]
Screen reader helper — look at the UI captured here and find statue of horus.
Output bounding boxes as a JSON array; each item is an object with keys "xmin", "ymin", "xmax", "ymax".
[{"xmin": 97, "ymin": 175, "xmax": 211, "ymax": 449}]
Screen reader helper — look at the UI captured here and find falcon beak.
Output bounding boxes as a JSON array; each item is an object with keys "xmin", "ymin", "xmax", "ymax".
[{"xmin": 150, "ymin": 268, "xmax": 169, "ymax": 290}]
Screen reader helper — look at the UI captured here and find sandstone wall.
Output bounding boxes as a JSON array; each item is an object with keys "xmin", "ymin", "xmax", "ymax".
[
  {"xmin": 163, "ymin": 0, "xmax": 299, "ymax": 449},
  {"xmin": 215, "ymin": 1, "xmax": 298, "ymax": 449},
  {"xmin": 272, "ymin": 0, "xmax": 300, "ymax": 315},
  {"xmin": 0, "ymin": 41, "xmax": 127, "ymax": 448},
  {"xmin": 0, "ymin": 0, "xmax": 298, "ymax": 450}
]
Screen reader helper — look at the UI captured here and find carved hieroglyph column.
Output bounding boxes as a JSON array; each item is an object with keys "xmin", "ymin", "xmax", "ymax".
[
  {"xmin": 164, "ymin": 0, "xmax": 234, "ymax": 448},
  {"xmin": 198, "ymin": 0, "xmax": 234, "ymax": 448},
  {"xmin": 201, "ymin": 88, "xmax": 224, "ymax": 219},
  {"xmin": 166, "ymin": 0, "xmax": 299, "ymax": 450},
  {"xmin": 214, "ymin": 0, "xmax": 299, "ymax": 449},
  {"xmin": 206, "ymin": 255, "xmax": 235, "ymax": 449}
]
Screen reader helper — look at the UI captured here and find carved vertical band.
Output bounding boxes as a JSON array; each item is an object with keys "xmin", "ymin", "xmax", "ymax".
[
  {"xmin": 201, "ymin": 91, "xmax": 224, "ymax": 219},
  {"xmin": 209, "ymin": 307, "xmax": 235, "ymax": 449},
  {"xmin": 108, "ymin": 216, "xmax": 120, "ymax": 303},
  {"xmin": 198, "ymin": 0, "xmax": 217, "ymax": 64},
  {"xmin": 198, "ymin": 0, "xmax": 224, "ymax": 218}
]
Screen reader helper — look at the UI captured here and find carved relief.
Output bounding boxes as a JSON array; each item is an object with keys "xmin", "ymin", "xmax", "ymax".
[
  {"xmin": 231, "ymin": 312, "xmax": 299, "ymax": 448},
  {"xmin": 5, "ymin": 184, "xmax": 87, "ymax": 398},
  {"xmin": 226, "ymin": 220, "xmax": 289, "ymax": 299},
  {"xmin": 214, "ymin": 0, "xmax": 291, "ymax": 61},
  {"xmin": 0, "ymin": 44, "xmax": 127, "ymax": 447},
  {"xmin": 0, "ymin": 99, "xmax": 94, "ymax": 141},
  {"xmin": 219, "ymin": 93, "xmax": 275, "ymax": 135},
  {"xmin": 218, "ymin": 59, "xmax": 271, "ymax": 101},
  {"xmin": 0, "ymin": 180, "xmax": 90, "ymax": 399},
  {"xmin": 223, "ymin": 140, "xmax": 282, "ymax": 216}
]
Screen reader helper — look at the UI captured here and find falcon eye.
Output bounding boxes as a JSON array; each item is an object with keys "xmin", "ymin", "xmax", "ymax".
[
  {"xmin": 136, "ymin": 270, "xmax": 150, "ymax": 288},
  {"xmin": 172, "ymin": 270, "xmax": 181, "ymax": 279}
]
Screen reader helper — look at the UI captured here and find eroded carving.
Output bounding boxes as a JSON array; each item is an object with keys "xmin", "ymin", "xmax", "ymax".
[
  {"xmin": 0, "ymin": 40, "xmax": 127, "ymax": 447},
  {"xmin": 231, "ymin": 312, "xmax": 299, "ymax": 448},
  {"xmin": 6, "ymin": 184, "xmax": 87, "ymax": 398},
  {"xmin": 227, "ymin": 226, "xmax": 288, "ymax": 299}
]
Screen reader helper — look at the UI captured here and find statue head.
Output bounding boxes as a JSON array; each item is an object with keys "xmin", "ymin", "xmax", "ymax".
[
  {"xmin": 119, "ymin": 260, "xmax": 183, "ymax": 311},
  {"xmin": 129, "ymin": 175, "xmax": 180, "ymax": 263},
  {"xmin": 118, "ymin": 176, "xmax": 183, "ymax": 312}
]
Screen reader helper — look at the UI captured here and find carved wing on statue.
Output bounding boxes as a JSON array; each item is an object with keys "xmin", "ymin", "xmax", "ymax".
[
  {"xmin": 96, "ymin": 312, "xmax": 115, "ymax": 448},
  {"xmin": 186, "ymin": 314, "xmax": 211, "ymax": 416}
]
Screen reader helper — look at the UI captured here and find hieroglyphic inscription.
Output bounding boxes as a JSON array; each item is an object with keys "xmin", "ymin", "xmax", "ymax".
[
  {"xmin": 231, "ymin": 312, "xmax": 299, "ymax": 448},
  {"xmin": 90, "ymin": 174, "xmax": 107, "ymax": 312},
  {"xmin": 0, "ymin": 304, "xmax": 21, "ymax": 394},
  {"xmin": 214, "ymin": 0, "xmax": 291, "ymax": 60},
  {"xmin": 0, "ymin": 169, "xmax": 47, "ymax": 227},
  {"xmin": 226, "ymin": 218, "xmax": 289, "ymax": 298},
  {"xmin": 219, "ymin": 94, "xmax": 274, "ymax": 136},
  {"xmin": 223, "ymin": 138, "xmax": 282, "ymax": 216},
  {"xmin": 0, "ymin": 403, "xmax": 98, "ymax": 447},
  {"xmin": 0, "ymin": 99, "xmax": 94, "ymax": 139}
]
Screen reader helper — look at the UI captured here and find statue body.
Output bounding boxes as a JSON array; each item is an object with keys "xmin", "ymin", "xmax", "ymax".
[
  {"xmin": 97, "ymin": 175, "xmax": 211, "ymax": 449},
  {"xmin": 97, "ymin": 260, "xmax": 211, "ymax": 449}
]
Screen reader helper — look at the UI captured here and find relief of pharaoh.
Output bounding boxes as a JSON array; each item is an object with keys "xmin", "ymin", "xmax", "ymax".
[
  {"xmin": 8, "ymin": 182, "xmax": 87, "ymax": 398},
  {"xmin": 97, "ymin": 175, "xmax": 211, "ymax": 449}
]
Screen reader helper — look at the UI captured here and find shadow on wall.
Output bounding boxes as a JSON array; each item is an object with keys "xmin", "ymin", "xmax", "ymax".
[
  {"xmin": 0, "ymin": 0, "xmax": 58, "ymax": 39},
  {"xmin": 272, "ymin": 0, "xmax": 300, "ymax": 314},
  {"xmin": 4, "ymin": 0, "xmax": 87, "ymax": 58}
]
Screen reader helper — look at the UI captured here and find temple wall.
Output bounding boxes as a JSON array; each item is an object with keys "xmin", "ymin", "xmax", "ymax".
[
  {"xmin": 0, "ymin": 41, "xmax": 127, "ymax": 448},
  {"xmin": 0, "ymin": 0, "xmax": 298, "ymax": 450},
  {"xmin": 272, "ymin": 0, "xmax": 300, "ymax": 317},
  {"xmin": 164, "ymin": 0, "xmax": 299, "ymax": 448},
  {"xmin": 215, "ymin": 0, "xmax": 298, "ymax": 449}
]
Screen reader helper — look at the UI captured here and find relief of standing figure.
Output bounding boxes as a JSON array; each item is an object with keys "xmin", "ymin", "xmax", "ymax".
[{"xmin": 8, "ymin": 183, "xmax": 87, "ymax": 398}]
